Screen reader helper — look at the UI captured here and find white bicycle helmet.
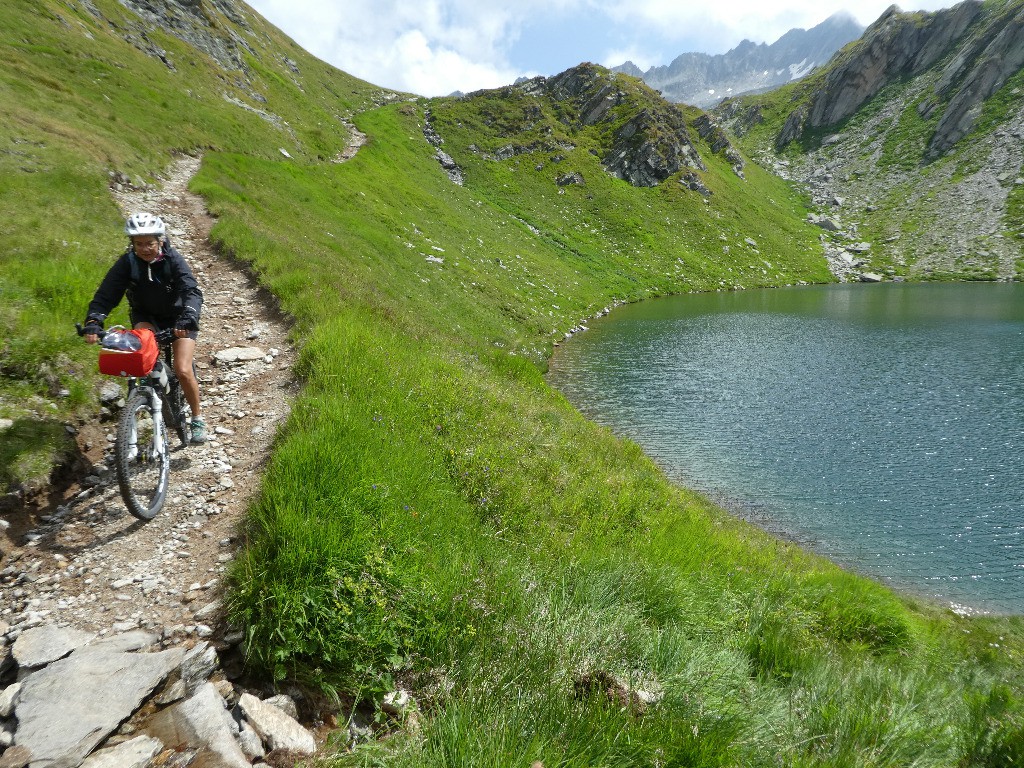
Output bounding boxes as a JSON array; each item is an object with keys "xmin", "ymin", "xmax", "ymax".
[{"xmin": 125, "ymin": 212, "xmax": 165, "ymax": 237}]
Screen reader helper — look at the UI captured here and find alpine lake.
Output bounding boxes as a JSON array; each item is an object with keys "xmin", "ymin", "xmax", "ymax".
[{"xmin": 547, "ymin": 282, "xmax": 1024, "ymax": 615}]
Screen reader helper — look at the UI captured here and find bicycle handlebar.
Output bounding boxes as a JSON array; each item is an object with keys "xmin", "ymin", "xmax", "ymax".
[{"xmin": 75, "ymin": 323, "xmax": 176, "ymax": 346}]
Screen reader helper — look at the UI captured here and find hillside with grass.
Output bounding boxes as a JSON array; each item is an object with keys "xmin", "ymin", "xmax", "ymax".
[{"xmin": 2, "ymin": 1, "xmax": 1024, "ymax": 765}]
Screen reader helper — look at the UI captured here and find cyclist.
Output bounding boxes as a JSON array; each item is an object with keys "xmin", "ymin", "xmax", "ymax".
[{"xmin": 82, "ymin": 212, "xmax": 208, "ymax": 444}]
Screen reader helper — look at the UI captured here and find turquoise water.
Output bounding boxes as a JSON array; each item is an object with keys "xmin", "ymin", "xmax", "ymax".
[{"xmin": 547, "ymin": 283, "xmax": 1024, "ymax": 614}]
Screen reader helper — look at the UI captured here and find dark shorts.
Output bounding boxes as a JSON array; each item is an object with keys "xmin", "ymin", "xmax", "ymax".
[{"xmin": 130, "ymin": 312, "xmax": 199, "ymax": 341}]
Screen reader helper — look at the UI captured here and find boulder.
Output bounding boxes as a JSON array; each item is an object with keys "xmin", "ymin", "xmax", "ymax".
[
  {"xmin": 86, "ymin": 631, "xmax": 159, "ymax": 654},
  {"xmin": 213, "ymin": 347, "xmax": 265, "ymax": 364},
  {"xmin": 79, "ymin": 735, "xmax": 164, "ymax": 768},
  {"xmin": 237, "ymin": 692, "xmax": 316, "ymax": 755},
  {"xmin": 0, "ymin": 745, "xmax": 30, "ymax": 768},
  {"xmin": 144, "ymin": 682, "xmax": 250, "ymax": 768},
  {"xmin": 382, "ymin": 689, "xmax": 413, "ymax": 717},
  {"xmin": 680, "ymin": 171, "xmax": 711, "ymax": 196},
  {"xmin": 11, "ymin": 645, "xmax": 182, "ymax": 768},
  {"xmin": 11, "ymin": 625, "xmax": 95, "ymax": 670},
  {"xmin": 181, "ymin": 641, "xmax": 219, "ymax": 696},
  {"xmin": 0, "ymin": 683, "xmax": 20, "ymax": 718},
  {"xmin": 98, "ymin": 382, "xmax": 122, "ymax": 404},
  {"xmin": 237, "ymin": 720, "xmax": 265, "ymax": 760},
  {"xmin": 0, "ymin": 720, "xmax": 14, "ymax": 750},
  {"xmin": 262, "ymin": 694, "xmax": 299, "ymax": 720}
]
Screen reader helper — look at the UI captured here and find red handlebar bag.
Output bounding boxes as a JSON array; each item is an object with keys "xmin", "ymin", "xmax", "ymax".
[{"xmin": 98, "ymin": 328, "xmax": 159, "ymax": 377}]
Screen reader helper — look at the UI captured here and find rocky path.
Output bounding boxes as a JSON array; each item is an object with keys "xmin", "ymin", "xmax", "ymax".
[{"xmin": 0, "ymin": 154, "xmax": 298, "ymax": 643}]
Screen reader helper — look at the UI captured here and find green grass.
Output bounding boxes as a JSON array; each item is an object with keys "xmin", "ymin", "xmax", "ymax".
[{"xmin": 3, "ymin": 2, "xmax": 1024, "ymax": 765}]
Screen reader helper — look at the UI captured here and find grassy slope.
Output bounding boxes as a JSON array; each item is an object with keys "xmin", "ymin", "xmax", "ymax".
[{"xmin": 2, "ymin": 2, "xmax": 1023, "ymax": 765}]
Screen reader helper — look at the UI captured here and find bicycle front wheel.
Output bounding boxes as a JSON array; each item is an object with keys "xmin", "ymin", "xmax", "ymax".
[{"xmin": 116, "ymin": 390, "xmax": 170, "ymax": 520}]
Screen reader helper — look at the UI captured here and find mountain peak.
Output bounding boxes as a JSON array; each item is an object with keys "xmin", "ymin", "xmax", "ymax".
[{"xmin": 612, "ymin": 13, "xmax": 865, "ymax": 107}]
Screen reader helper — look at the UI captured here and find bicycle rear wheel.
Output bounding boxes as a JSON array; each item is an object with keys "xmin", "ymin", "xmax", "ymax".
[{"xmin": 116, "ymin": 390, "xmax": 170, "ymax": 520}]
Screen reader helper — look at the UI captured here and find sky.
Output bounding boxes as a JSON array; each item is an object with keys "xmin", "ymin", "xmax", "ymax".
[{"xmin": 243, "ymin": 0, "xmax": 955, "ymax": 97}]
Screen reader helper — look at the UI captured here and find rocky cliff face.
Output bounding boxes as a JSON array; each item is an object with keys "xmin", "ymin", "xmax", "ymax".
[
  {"xmin": 774, "ymin": 0, "xmax": 1022, "ymax": 156},
  {"xmin": 109, "ymin": 0, "xmax": 260, "ymax": 72},
  {"xmin": 926, "ymin": 1, "xmax": 1024, "ymax": 156},
  {"xmin": 614, "ymin": 13, "xmax": 863, "ymax": 108},
  {"xmin": 726, "ymin": 0, "xmax": 1024, "ymax": 282}
]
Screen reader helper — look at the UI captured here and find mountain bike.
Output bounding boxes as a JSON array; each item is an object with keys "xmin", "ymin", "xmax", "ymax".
[{"xmin": 77, "ymin": 324, "xmax": 193, "ymax": 520}]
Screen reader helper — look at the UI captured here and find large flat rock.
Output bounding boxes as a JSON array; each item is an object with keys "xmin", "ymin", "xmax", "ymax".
[{"xmin": 12, "ymin": 645, "xmax": 183, "ymax": 767}]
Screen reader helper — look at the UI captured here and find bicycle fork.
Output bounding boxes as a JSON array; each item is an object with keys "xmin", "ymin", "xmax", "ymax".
[
  {"xmin": 149, "ymin": 387, "xmax": 167, "ymax": 460},
  {"xmin": 128, "ymin": 386, "xmax": 167, "ymax": 462}
]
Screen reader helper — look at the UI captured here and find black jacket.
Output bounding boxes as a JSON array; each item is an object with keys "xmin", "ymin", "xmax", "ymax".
[{"xmin": 86, "ymin": 241, "xmax": 203, "ymax": 327}]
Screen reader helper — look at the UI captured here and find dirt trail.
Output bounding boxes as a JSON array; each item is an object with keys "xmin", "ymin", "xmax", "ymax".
[{"xmin": 0, "ymin": 155, "xmax": 297, "ymax": 642}]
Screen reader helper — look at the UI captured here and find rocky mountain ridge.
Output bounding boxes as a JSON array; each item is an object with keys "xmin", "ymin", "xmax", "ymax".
[
  {"xmin": 453, "ymin": 63, "xmax": 745, "ymax": 190},
  {"xmin": 614, "ymin": 13, "xmax": 863, "ymax": 108},
  {"xmin": 774, "ymin": 1, "xmax": 1004, "ymax": 154},
  {"xmin": 720, "ymin": 0, "xmax": 1024, "ymax": 282}
]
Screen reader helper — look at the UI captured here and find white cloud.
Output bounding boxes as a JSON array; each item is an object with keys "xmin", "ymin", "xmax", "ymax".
[
  {"xmin": 385, "ymin": 29, "xmax": 524, "ymax": 95},
  {"xmin": 601, "ymin": 47, "xmax": 658, "ymax": 73},
  {"xmin": 247, "ymin": 0, "xmax": 541, "ymax": 95}
]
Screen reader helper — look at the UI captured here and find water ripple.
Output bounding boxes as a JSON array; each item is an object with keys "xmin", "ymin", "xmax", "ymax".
[{"xmin": 548, "ymin": 283, "xmax": 1024, "ymax": 614}]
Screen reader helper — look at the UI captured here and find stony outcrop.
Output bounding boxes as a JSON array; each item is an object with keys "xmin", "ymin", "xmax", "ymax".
[
  {"xmin": 0, "ymin": 624, "xmax": 320, "ymax": 768},
  {"xmin": 544, "ymin": 64, "xmax": 707, "ymax": 187},
  {"xmin": 927, "ymin": 2, "xmax": 1024, "ymax": 156},
  {"xmin": 13, "ymin": 637, "xmax": 184, "ymax": 766},
  {"xmin": 115, "ymin": 0, "xmax": 258, "ymax": 73},
  {"xmin": 601, "ymin": 107, "xmax": 705, "ymax": 187},
  {"xmin": 692, "ymin": 114, "xmax": 746, "ymax": 177},
  {"xmin": 442, "ymin": 64, "xmax": 718, "ymax": 189},
  {"xmin": 423, "ymin": 109, "xmax": 465, "ymax": 185},
  {"xmin": 776, "ymin": 2, "xmax": 985, "ymax": 150},
  {"xmin": 451, "ymin": 64, "xmax": 707, "ymax": 189}
]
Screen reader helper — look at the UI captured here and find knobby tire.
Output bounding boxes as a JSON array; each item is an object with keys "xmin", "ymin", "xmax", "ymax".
[{"xmin": 116, "ymin": 389, "xmax": 170, "ymax": 520}]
